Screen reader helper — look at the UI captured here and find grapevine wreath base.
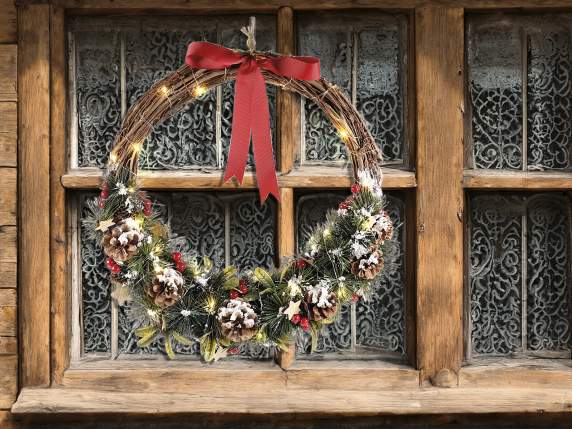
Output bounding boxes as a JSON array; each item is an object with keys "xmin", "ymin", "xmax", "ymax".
[{"xmin": 84, "ymin": 37, "xmax": 395, "ymax": 362}]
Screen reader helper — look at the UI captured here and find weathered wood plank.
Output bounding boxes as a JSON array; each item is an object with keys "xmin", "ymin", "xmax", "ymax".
[
  {"xmin": 16, "ymin": 0, "xmax": 572, "ymax": 10},
  {"xmin": 0, "ymin": 0, "xmax": 16, "ymax": 44},
  {"xmin": 0, "ymin": 355, "xmax": 17, "ymax": 409},
  {"xmin": 0, "ymin": 46, "xmax": 17, "ymax": 102},
  {"xmin": 277, "ymin": 6, "xmax": 298, "ymax": 174},
  {"xmin": 50, "ymin": 4, "xmax": 69, "ymax": 386},
  {"xmin": 0, "ymin": 289, "xmax": 16, "ymax": 337},
  {"xmin": 464, "ymin": 169, "xmax": 572, "ymax": 190},
  {"xmin": 0, "ymin": 102, "xmax": 17, "ymax": 167},
  {"xmin": 0, "ymin": 337, "xmax": 17, "ymax": 355},
  {"xmin": 0, "ymin": 226, "xmax": 16, "ymax": 289},
  {"xmin": 0, "ymin": 169, "xmax": 16, "ymax": 226},
  {"xmin": 18, "ymin": 3, "xmax": 51, "ymax": 387},
  {"xmin": 61, "ymin": 168, "xmax": 417, "ymax": 190},
  {"xmin": 12, "ymin": 386, "xmax": 572, "ymax": 415},
  {"xmin": 415, "ymin": 7, "xmax": 464, "ymax": 384}
]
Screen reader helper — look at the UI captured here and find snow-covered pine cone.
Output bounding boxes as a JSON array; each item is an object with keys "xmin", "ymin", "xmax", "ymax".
[
  {"xmin": 145, "ymin": 267, "xmax": 184, "ymax": 308},
  {"xmin": 101, "ymin": 217, "xmax": 143, "ymax": 262},
  {"xmin": 306, "ymin": 286, "xmax": 338, "ymax": 321},
  {"xmin": 351, "ymin": 249, "xmax": 384, "ymax": 280},
  {"xmin": 218, "ymin": 299, "xmax": 257, "ymax": 342},
  {"xmin": 373, "ymin": 210, "xmax": 394, "ymax": 243}
]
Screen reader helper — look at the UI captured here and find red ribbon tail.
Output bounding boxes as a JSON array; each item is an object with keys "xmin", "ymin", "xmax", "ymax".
[
  {"xmin": 250, "ymin": 67, "xmax": 280, "ymax": 203},
  {"xmin": 224, "ymin": 63, "xmax": 252, "ymax": 185}
]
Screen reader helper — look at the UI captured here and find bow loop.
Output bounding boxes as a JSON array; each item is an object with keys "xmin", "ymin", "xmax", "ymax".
[{"xmin": 185, "ymin": 41, "xmax": 321, "ymax": 203}]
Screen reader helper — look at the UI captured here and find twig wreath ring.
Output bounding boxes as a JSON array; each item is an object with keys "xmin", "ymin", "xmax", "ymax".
[{"xmin": 85, "ymin": 19, "xmax": 395, "ymax": 362}]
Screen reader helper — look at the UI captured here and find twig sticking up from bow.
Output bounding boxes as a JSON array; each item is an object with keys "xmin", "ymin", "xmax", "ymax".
[{"xmin": 241, "ymin": 16, "xmax": 256, "ymax": 53}]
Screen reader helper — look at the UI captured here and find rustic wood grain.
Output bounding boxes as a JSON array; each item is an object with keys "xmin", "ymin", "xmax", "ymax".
[
  {"xmin": 276, "ymin": 6, "xmax": 299, "ymax": 174},
  {"xmin": 12, "ymin": 385, "xmax": 572, "ymax": 415},
  {"xmin": 0, "ymin": 169, "xmax": 16, "ymax": 226},
  {"xmin": 0, "ymin": 355, "xmax": 17, "ymax": 409},
  {"xmin": 0, "ymin": 336, "xmax": 17, "ymax": 355},
  {"xmin": 0, "ymin": 226, "xmax": 16, "ymax": 289},
  {"xmin": 16, "ymin": 0, "xmax": 572, "ymax": 10},
  {"xmin": 18, "ymin": 3, "xmax": 51, "ymax": 387},
  {"xmin": 0, "ymin": 0, "xmax": 16, "ymax": 44},
  {"xmin": 61, "ymin": 167, "xmax": 417, "ymax": 190},
  {"xmin": 0, "ymin": 289, "xmax": 16, "ymax": 337},
  {"xmin": 0, "ymin": 46, "xmax": 17, "ymax": 102},
  {"xmin": 0, "ymin": 102, "xmax": 17, "ymax": 167},
  {"xmin": 50, "ymin": 4, "xmax": 69, "ymax": 386},
  {"xmin": 464, "ymin": 169, "xmax": 572, "ymax": 190},
  {"xmin": 415, "ymin": 7, "xmax": 464, "ymax": 383}
]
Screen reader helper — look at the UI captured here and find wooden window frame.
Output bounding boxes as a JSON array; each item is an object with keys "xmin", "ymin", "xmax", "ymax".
[{"xmin": 13, "ymin": 0, "xmax": 572, "ymax": 417}]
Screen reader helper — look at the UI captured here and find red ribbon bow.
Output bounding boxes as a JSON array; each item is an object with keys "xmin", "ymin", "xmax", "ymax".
[{"xmin": 185, "ymin": 42, "xmax": 320, "ymax": 202}]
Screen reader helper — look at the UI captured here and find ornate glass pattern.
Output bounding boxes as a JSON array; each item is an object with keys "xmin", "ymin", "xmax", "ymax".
[
  {"xmin": 298, "ymin": 14, "xmax": 406, "ymax": 164},
  {"xmin": 469, "ymin": 192, "xmax": 571, "ymax": 356},
  {"xmin": 528, "ymin": 28, "xmax": 572, "ymax": 170},
  {"xmin": 74, "ymin": 31, "xmax": 121, "ymax": 169},
  {"xmin": 469, "ymin": 195, "xmax": 524, "ymax": 355},
  {"xmin": 71, "ymin": 15, "xmax": 276, "ymax": 170},
  {"xmin": 298, "ymin": 17, "xmax": 352, "ymax": 163},
  {"xmin": 356, "ymin": 23, "xmax": 404, "ymax": 162},
  {"xmin": 296, "ymin": 192, "xmax": 406, "ymax": 355},
  {"xmin": 467, "ymin": 22, "xmax": 523, "ymax": 169},
  {"xmin": 356, "ymin": 195, "xmax": 405, "ymax": 354},
  {"xmin": 80, "ymin": 194, "xmax": 112, "ymax": 353},
  {"xmin": 527, "ymin": 194, "xmax": 570, "ymax": 351}
]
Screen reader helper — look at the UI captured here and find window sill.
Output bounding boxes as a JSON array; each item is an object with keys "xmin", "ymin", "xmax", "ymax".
[{"xmin": 11, "ymin": 359, "xmax": 572, "ymax": 415}]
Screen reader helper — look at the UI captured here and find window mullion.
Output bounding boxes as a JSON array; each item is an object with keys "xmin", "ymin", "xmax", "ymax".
[{"xmin": 520, "ymin": 27, "xmax": 528, "ymax": 172}]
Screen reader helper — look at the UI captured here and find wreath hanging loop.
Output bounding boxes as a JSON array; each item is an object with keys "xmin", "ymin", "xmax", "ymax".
[{"xmin": 86, "ymin": 18, "xmax": 394, "ymax": 362}]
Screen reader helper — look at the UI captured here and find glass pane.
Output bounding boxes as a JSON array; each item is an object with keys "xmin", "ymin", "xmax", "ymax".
[
  {"xmin": 467, "ymin": 19, "xmax": 523, "ymax": 169},
  {"xmin": 80, "ymin": 191, "xmax": 276, "ymax": 359},
  {"xmin": 356, "ymin": 195, "xmax": 406, "ymax": 354},
  {"xmin": 295, "ymin": 191, "xmax": 406, "ymax": 356},
  {"xmin": 527, "ymin": 194, "xmax": 570, "ymax": 351},
  {"xmin": 125, "ymin": 18, "xmax": 218, "ymax": 170},
  {"xmin": 80, "ymin": 194, "xmax": 112, "ymax": 354},
  {"xmin": 469, "ymin": 192, "xmax": 571, "ymax": 357},
  {"xmin": 356, "ymin": 21, "xmax": 404, "ymax": 163},
  {"xmin": 528, "ymin": 26, "xmax": 572, "ymax": 170},
  {"xmin": 74, "ymin": 30, "xmax": 121, "ymax": 169},
  {"xmin": 298, "ymin": 15, "xmax": 352, "ymax": 163},
  {"xmin": 469, "ymin": 194, "xmax": 524, "ymax": 355},
  {"xmin": 297, "ymin": 13, "xmax": 406, "ymax": 165}
]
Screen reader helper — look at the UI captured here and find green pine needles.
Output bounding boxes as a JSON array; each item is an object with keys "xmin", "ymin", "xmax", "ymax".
[{"xmin": 84, "ymin": 167, "xmax": 396, "ymax": 362}]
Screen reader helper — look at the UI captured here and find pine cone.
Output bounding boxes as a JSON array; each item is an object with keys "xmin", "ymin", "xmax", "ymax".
[
  {"xmin": 101, "ymin": 218, "xmax": 143, "ymax": 262},
  {"xmin": 306, "ymin": 287, "xmax": 338, "ymax": 321},
  {"xmin": 374, "ymin": 210, "xmax": 394, "ymax": 243},
  {"xmin": 351, "ymin": 250, "xmax": 384, "ymax": 280},
  {"xmin": 218, "ymin": 299, "xmax": 257, "ymax": 342},
  {"xmin": 145, "ymin": 267, "xmax": 184, "ymax": 308}
]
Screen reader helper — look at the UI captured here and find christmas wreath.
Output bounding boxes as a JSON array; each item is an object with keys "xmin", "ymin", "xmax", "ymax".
[{"xmin": 84, "ymin": 20, "xmax": 395, "ymax": 362}]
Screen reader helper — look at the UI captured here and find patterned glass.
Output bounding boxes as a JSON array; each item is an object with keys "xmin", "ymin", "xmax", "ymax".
[
  {"xmin": 297, "ymin": 13, "xmax": 406, "ymax": 164},
  {"xmin": 469, "ymin": 193, "xmax": 570, "ymax": 356},
  {"xmin": 295, "ymin": 192, "xmax": 406, "ymax": 356}
]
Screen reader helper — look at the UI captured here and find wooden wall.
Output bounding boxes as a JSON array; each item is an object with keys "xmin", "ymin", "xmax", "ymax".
[{"xmin": 0, "ymin": 0, "xmax": 17, "ymax": 427}]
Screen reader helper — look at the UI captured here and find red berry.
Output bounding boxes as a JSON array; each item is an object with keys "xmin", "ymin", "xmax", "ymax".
[
  {"xmin": 291, "ymin": 314, "xmax": 301, "ymax": 325},
  {"xmin": 351, "ymin": 293, "xmax": 360, "ymax": 303},
  {"xmin": 98, "ymin": 198, "xmax": 105, "ymax": 209},
  {"xmin": 106, "ymin": 257, "xmax": 115, "ymax": 269},
  {"xmin": 339, "ymin": 201, "xmax": 349, "ymax": 210},
  {"xmin": 295, "ymin": 259, "xmax": 307, "ymax": 269},
  {"xmin": 111, "ymin": 264, "xmax": 121, "ymax": 274},
  {"xmin": 176, "ymin": 261, "xmax": 186, "ymax": 273},
  {"xmin": 102, "ymin": 183, "xmax": 109, "ymax": 193},
  {"xmin": 300, "ymin": 317, "xmax": 310, "ymax": 332},
  {"xmin": 228, "ymin": 346, "xmax": 240, "ymax": 355},
  {"xmin": 229, "ymin": 290, "xmax": 239, "ymax": 299},
  {"xmin": 172, "ymin": 252, "xmax": 182, "ymax": 263},
  {"xmin": 100, "ymin": 189, "xmax": 109, "ymax": 200},
  {"xmin": 143, "ymin": 199, "xmax": 152, "ymax": 216},
  {"xmin": 351, "ymin": 183, "xmax": 361, "ymax": 194},
  {"xmin": 238, "ymin": 279, "xmax": 248, "ymax": 295}
]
